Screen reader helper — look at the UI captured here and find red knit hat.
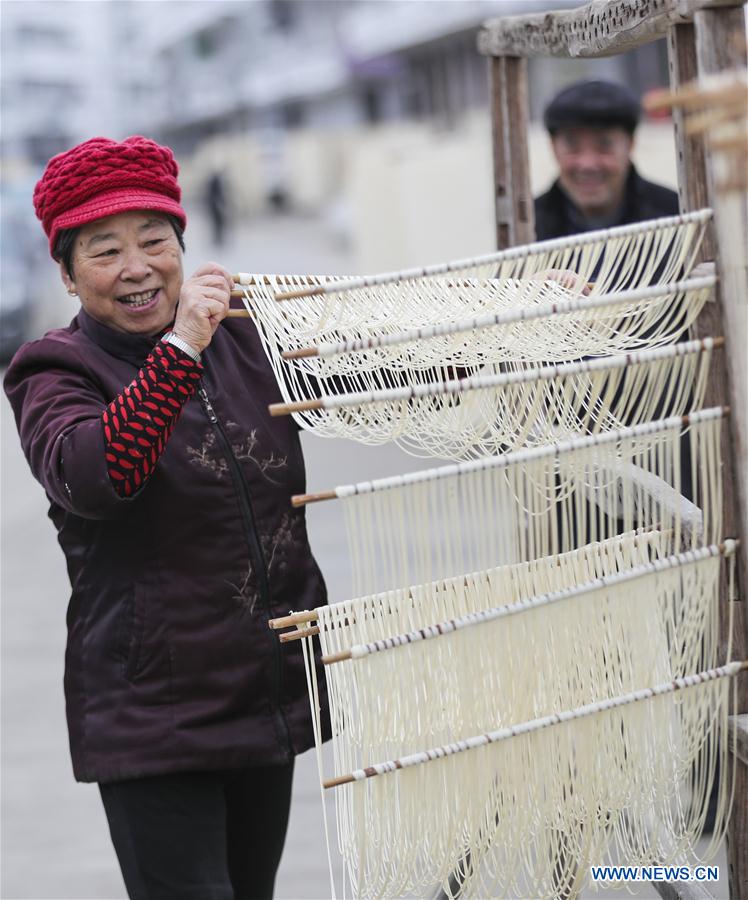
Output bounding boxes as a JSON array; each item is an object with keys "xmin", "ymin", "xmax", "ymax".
[{"xmin": 33, "ymin": 135, "xmax": 187, "ymax": 255}]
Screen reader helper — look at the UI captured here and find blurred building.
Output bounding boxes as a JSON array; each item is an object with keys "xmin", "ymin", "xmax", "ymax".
[
  {"xmin": 0, "ymin": 0, "xmax": 149, "ymax": 174},
  {"xmin": 1, "ymin": 0, "xmax": 671, "ymax": 189},
  {"xmin": 0, "ymin": 0, "xmax": 676, "ymax": 276},
  {"xmin": 143, "ymin": 0, "xmax": 518, "ymax": 151},
  {"xmin": 139, "ymin": 0, "xmax": 669, "ymax": 148},
  {"xmin": 120, "ymin": 1, "xmax": 669, "ymax": 220}
]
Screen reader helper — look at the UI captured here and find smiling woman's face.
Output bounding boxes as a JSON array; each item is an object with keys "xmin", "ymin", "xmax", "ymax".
[{"xmin": 61, "ymin": 210, "xmax": 184, "ymax": 335}]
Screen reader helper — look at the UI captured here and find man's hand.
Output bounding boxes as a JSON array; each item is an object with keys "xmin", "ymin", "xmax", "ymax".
[
  {"xmin": 172, "ymin": 263, "xmax": 235, "ymax": 353},
  {"xmin": 540, "ymin": 269, "xmax": 592, "ymax": 295}
]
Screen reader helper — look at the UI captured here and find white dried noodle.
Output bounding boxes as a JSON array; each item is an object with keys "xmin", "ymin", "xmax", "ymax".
[
  {"xmin": 276, "ymin": 338, "xmax": 715, "ymax": 460},
  {"xmin": 305, "ymin": 554, "xmax": 734, "ymax": 899},
  {"xmin": 300, "ymin": 654, "xmax": 736, "ymax": 900},
  {"xmin": 256, "ymin": 209, "xmax": 734, "ymax": 899},
  {"xmin": 251, "ymin": 277, "xmax": 712, "ymax": 374},
  {"xmin": 337, "ymin": 410, "xmax": 722, "ymax": 597},
  {"xmin": 294, "ymin": 409, "xmax": 730, "ymax": 898},
  {"xmin": 242, "ymin": 212, "xmax": 712, "ymax": 460},
  {"xmin": 240, "ymin": 209, "xmax": 711, "ymax": 351}
]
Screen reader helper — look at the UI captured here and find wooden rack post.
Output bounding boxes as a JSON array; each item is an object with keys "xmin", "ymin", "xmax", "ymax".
[
  {"xmin": 490, "ymin": 56, "xmax": 534, "ymax": 248},
  {"xmin": 478, "ymin": 2, "xmax": 747, "ymax": 897}
]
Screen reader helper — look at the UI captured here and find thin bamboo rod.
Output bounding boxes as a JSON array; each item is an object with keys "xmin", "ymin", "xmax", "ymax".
[
  {"xmin": 230, "ymin": 288, "xmax": 321, "ymax": 301},
  {"xmin": 322, "ymin": 661, "xmax": 748, "ymax": 789},
  {"xmin": 280, "ymin": 275, "xmax": 716, "ymax": 362},
  {"xmin": 270, "ymin": 397, "xmax": 323, "ymax": 417},
  {"xmin": 232, "ymin": 274, "xmax": 322, "ymax": 287},
  {"xmin": 284, "ymin": 345, "xmax": 321, "ymax": 361},
  {"xmin": 685, "ymin": 103, "xmax": 748, "ymax": 134},
  {"xmin": 269, "ymin": 609, "xmax": 318, "ymax": 629},
  {"xmin": 230, "ymin": 275, "xmax": 329, "ymax": 301},
  {"xmin": 226, "ymin": 309, "xmax": 252, "ymax": 318},
  {"xmin": 272, "ymin": 277, "xmax": 593, "ymax": 308},
  {"xmin": 265, "ymin": 209, "xmax": 712, "ymax": 301},
  {"xmin": 643, "ymin": 79, "xmax": 748, "ymax": 112},
  {"xmin": 709, "ymin": 134, "xmax": 748, "ymax": 152},
  {"xmin": 273, "ymin": 528, "xmax": 672, "ymax": 644},
  {"xmin": 289, "ymin": 406, "xmax": 728, "ymax": 507},
  {"xmin": 274, "ymin": 285, "xmax": 327, "ymax": 301},
  {"xmin": 280, "ymin": 625, "xmax": 319, "ymax": 642},
  {"xmin": 320, "ymin": 541, "xmax": 738, "ymax": 666},
  {"xmin": 235, "ymin": 274, "xmax": 591, "ymax": 305},
  {"xmin": 268, "ymin": 337, "xmax": 724, "ymax": 418},
  {"xmin": 291, "ymin": 489, "xmax": 337, "ymax": 508}
]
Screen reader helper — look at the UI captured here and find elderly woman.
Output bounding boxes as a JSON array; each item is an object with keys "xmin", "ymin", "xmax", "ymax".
[{"xmin": 4, "ymin": 136, "xmax": 329, "ymax": 899}]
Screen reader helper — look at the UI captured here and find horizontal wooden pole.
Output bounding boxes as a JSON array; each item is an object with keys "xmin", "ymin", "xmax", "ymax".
[
  {"xmin": 231, "ymin": 274, "xmax": 317, "ymax": 287},
  {"xmin": 322, "ymin": 661, "xmax": 748, "ymax": 790},
  {"xmin": 279, "ymin": 625, "xmax": 319, "ymax": 642},
  {"xmin": 290, "ymin": 407, "xmax": 729, "ymax": 510},
  {"xmin": 319, "ymin": 540, "xmax": 738, "ymax": 667},
  {"xmin": 643, "ymin": 79, "xmax": 747, "ymax": 112},
  {"xmin": 268, "ymin": 398, "xmax": 323, "ymax": 417},
  {"xmin": 269, "ymin": 610, "xmax": 316, "ymax": 629},
  {"xmin": 710, "ymin": 134, "xmax": 748, "ymax": 152},
  {"xmin": 271, "ymin": 338, "xmax": 725, "ymax": 420},
  {"xmin": 275, "ymin": 286, "xmax": 326, "ymax": 301},
  {"xmin": 279, "ymin": 278, "xmax": 713, "ymax": 363},
  {"xmin": 282, "ymin": 346, "xmax": 319, "ymax": 361},
  {"xmin": 226, "ymin": 309, "xmax": 251, "ymax": 318},
  {"xmin": 231, "ymin": 275, "xmax": 334, "ymax": 302},
  {"xmin": 685, "ymin": 103, "xmax": 747, "ymax": 135},
  {"xmin": 323, "ymin": 648, "xmax": 352, "ymax": 665},
  {"xmin": 324, "ymin": 772, "xmax": 356, "ymax": 789},
  {"xmin": 291, "ymin": 489, "xmax": 337, "ymax": 508},
  {"xmin": 273, "ymin": 528, "xmax": 669, "ymax": 648}
]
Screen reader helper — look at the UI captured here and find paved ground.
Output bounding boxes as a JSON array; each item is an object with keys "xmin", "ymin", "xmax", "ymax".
[{"xmin": 1, "ymin": 211, "xmax": 728, "ymax": 898}]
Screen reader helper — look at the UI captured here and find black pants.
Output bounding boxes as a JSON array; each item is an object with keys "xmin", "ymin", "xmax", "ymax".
[{"xmin": 99, "ymin": 762, "xmax": 294, "ymax": 900}]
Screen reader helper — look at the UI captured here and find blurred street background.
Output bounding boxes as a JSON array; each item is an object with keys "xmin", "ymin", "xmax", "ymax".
[
  {"xmin": 1, "ymin": 0, "xmax": 682, "ymax": 366},
  {"xmin": 1, "ymin": 2, "xmax": 727, "ymax": 899}
]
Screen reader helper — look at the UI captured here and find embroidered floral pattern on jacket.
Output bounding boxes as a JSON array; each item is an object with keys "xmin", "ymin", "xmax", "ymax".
[
  {"xmin": 224, "ymin": 513, "xmax": 299, "ymax": 614},
  {"xmin": 188, "ymin": 421, "xmax": 287, "ymax": 484}
]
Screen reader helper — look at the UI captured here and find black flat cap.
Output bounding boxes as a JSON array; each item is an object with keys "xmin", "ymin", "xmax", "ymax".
[{"xmin": 543, "ymin": 80, "xmax": 641, "ymax": 134}]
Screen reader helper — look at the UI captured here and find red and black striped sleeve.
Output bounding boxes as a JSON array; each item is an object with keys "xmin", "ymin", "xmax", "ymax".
[{"xmin": 102, "ymin": 341, "xmax": 203, "ymax": 497}]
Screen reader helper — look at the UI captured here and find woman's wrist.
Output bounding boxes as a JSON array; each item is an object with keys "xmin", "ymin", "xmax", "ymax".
[{"xmin": 162, "ymin": 331, "xmax": 202, "ymax": 363}]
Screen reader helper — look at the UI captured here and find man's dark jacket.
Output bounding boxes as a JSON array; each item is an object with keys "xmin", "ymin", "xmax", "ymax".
[
  {"xmin": 535, "ymin": 165, "xmax": 679, "ymax": 240},
  {"xmin": 4, "ymin": 310, "xmax": 329, "ymax": 782}
]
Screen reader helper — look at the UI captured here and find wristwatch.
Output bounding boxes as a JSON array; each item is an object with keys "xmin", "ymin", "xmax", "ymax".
[{"xmin": 161, "ymin": 331, "xmax": 202, "ymax": 363}]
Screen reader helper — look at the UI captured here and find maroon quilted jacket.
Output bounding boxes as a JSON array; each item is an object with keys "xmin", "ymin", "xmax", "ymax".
[{"xmin": 4, "ymin": 309, "xmax": 329, "ymax": 783}]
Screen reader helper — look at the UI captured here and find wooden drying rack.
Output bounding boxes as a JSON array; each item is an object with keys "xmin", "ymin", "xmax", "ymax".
[{"xmin": 476, "ymin": 1, "xmax": 747, "ymax": 897}]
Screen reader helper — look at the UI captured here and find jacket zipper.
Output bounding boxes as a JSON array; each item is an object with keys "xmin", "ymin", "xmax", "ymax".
[{"xmin": 197, "ymin": 383, "xmax": 292, "ymax": 759}]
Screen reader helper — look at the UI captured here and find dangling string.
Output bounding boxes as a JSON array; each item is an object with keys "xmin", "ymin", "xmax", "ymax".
[
  {"xmin": 299, "ymin": 627, "xmax": 338, "ymax": 899},
  {"xmin": 332, "ymin": 410, "xmax": 722, "ymax": 596}
]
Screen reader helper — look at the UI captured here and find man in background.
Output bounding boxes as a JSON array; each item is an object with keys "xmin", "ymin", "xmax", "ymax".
[{"xmin": 535, "ymin": 80, "xmax": 679, "ymax": 239}]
